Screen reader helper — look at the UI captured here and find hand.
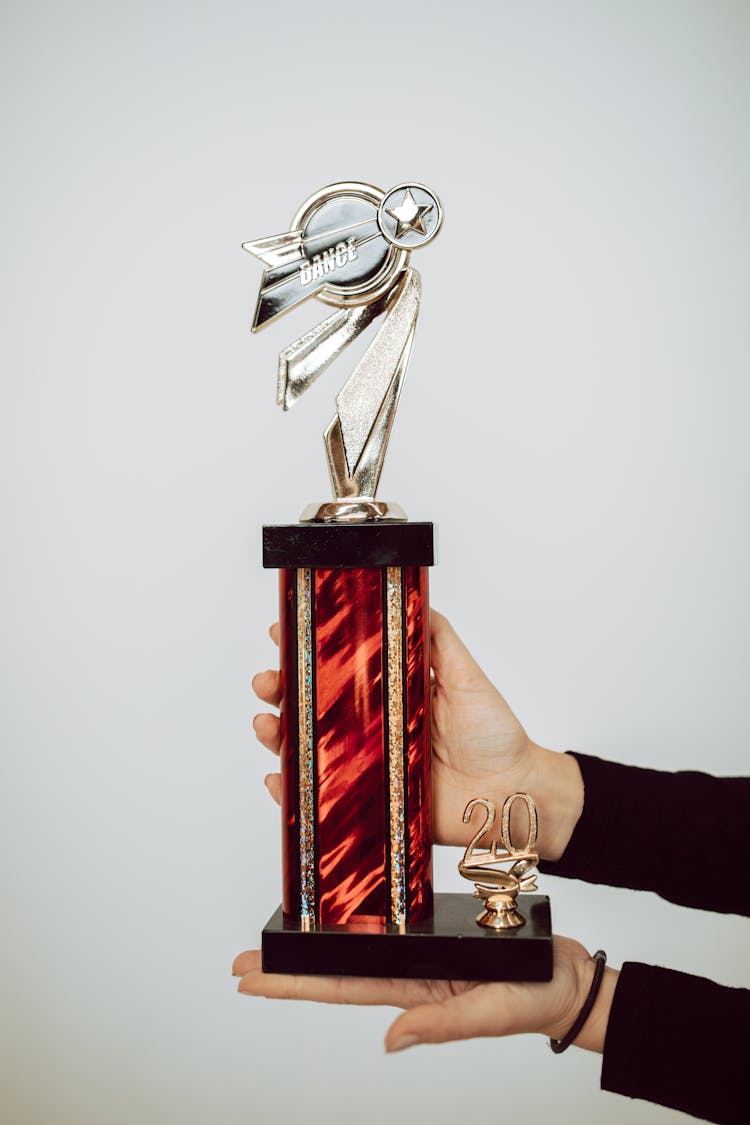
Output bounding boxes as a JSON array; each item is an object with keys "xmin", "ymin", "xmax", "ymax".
[
  {"xmin": 428, "ymin": 610, "xmax": 550, "ymax": 849},
  {"xmin": 232, "ymin": 936, "xmax": 617, "ymax": 1055},
  {"xmin": 252, "ymin": 611, "xmax": 583, "ymax": 860}
]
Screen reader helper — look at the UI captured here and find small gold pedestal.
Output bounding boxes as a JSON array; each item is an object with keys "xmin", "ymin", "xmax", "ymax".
[
  {"xmin": 459, "ymin": 794, "xmax": 541, "ymax": 931},
  {"xmin": 474, "ymin": 890, "xmax": 527, "ymax": 930}
]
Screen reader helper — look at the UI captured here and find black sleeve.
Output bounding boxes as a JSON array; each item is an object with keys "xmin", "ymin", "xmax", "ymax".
[
  {"xmin": 602, "ymin": 962, "xmax": 748, "ymax": 1123},
  {"xmin": 538, "ymin": 752, "xmax": 750, "ymax": 916}
]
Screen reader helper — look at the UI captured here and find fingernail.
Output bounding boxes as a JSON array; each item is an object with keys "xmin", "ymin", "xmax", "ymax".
[{"xmin": 388, "ymin": 1034, "xmax": 420, "ymax": 1053}]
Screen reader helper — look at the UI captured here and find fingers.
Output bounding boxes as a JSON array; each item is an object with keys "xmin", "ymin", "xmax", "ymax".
[
  {"xmin": 429, "ymin": 609, "xmax": 488, "ymax": 690},
  {"xmin": 252, "ymin": 632, "xmax": 282, "ymax": 756},
  {"xmin": 253, "ymin": 669, "xmax": 281, "ymax": 707},
  {"xmin": 253, "ymin": 671, "xmax": 281, "ymax": 707},
  {"xmin": 252, "ymin": 713, "xmax": 281, "ymax": 754},
  {"xmin": 236, "ymin": 966, "xmax": 431, "ymax": 1008},
  {"xmin": 264, "ymin": 773, "xmax": 281, "ymax": 805},
  {"xmin": 233, "ymin": 950, "xmax": 262, "ymax": 977},
  {"xmin": 250, "ymin": 628, "xmax": 281, "ymax": 803}
]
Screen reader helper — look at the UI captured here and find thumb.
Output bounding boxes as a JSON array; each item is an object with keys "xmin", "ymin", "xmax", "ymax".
[
  {"xmin": 385, "ymin": 985, "xmax": 523, "ymax": 1052},
  {"xmin": 385, "ymin": 1001, "xmax": 462, "ymax": 1053},
  {"xmin": 430, "ymin": 610, "xmax": 489, "ymax": 691}
]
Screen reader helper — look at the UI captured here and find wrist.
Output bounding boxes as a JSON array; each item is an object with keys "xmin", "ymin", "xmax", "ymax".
[
  {"xmin": 526, "ymin": 743, "xmax": 584, "ymax": 862},
  {"xmin": 573, "ymin": 966, "xmax": 618, "ymax": 1053},
  {"xmin": 542, "ymin": 940, "xmax": 619, "ymax": 1055}
]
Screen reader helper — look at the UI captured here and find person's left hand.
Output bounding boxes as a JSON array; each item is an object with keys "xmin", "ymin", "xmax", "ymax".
[{"xmin": 232, "ymin": 937, "xmax": 615, "ymax": 1054}]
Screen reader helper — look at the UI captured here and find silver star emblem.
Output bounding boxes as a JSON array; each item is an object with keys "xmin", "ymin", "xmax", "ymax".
[{"xmin": 384, "ymin": 188, "xmax": 433, "ymax": 239}]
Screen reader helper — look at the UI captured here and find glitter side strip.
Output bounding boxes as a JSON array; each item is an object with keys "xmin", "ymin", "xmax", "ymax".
[
  {"xmin": 279, "ymin": 568, "xmax": 300, "ymax": 919},
  {"xmin": 386, "ymin": 565, "xmax": 406, "ymax": 926},
  {"xmin": 404, "ymin": 565, "xmax": 432, "ymax": 922},
  {"xmin": 296, "ymin": 567, "xmax": 315, "ymax": 926}
]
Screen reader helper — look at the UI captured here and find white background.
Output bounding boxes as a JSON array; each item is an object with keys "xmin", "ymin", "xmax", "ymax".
[{"xmin": 2, "ymin": 2, "xmax": 748, "ymax": 1122}]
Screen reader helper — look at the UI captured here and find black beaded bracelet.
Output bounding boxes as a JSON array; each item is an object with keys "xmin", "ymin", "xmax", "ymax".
[{"xmin": 549, "ymin": 950, "xmax": 607, "ymax": 1054}]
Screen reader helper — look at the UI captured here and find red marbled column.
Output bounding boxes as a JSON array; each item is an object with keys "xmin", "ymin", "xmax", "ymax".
[
  {"xmin": 315, "ymin": 568, "xmax": 387, "ymax": 924},
  {"xmin": 405, "ymin": 566, "xmax": 433, "ymax": 922},
  {"xmin": 277, "ymin": 563, "xmax": 434, "ymax": 928}
]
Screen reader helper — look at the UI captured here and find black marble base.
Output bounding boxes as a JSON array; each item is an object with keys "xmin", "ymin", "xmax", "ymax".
[
  {"xmin": 262, "ymin": 521, "xmax": 434, "ymax": 569},
  {"xmin": 261, "ymin": 893, "xmax": 553, "ymax": 982}
]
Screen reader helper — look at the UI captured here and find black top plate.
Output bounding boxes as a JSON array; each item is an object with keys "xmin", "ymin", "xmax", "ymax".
[{"xmin": 263, "ymin": 522, "xmax": 434, "ymax": 569}]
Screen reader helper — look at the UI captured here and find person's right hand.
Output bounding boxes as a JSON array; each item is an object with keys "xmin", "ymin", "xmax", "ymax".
[{"xmin": 252, "ymin": 610, "xmax": 583, "ymax": 860}]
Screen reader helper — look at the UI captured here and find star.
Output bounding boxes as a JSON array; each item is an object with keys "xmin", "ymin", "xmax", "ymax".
[{"xmin": 384, "ymin": 188, "xmax": 433, "ymax": 239}]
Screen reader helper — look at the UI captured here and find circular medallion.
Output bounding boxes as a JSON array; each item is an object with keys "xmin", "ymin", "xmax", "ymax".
[
  {"xmin": 291, "ymin": 182, "xmax": 409, "ymax": 309},
  {"xmin": 377, "ymin": 183, "xmax": 443, "ymax": 251}
]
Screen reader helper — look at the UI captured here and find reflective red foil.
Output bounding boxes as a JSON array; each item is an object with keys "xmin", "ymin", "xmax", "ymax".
[
  {"xmin": 315, "ymin": 568, "xmax": 387, "ymax": 924},
  {"xmin": 277, "ymin": 565, "xmax": 434, "ymax": 927}
]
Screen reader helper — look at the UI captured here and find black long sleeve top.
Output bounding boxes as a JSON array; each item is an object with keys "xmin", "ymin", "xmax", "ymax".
[{"xmin": 539, "ymin": 753, "xmax": 750, "ymax": 1124}]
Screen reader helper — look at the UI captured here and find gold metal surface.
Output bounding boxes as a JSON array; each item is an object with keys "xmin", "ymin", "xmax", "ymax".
[
  {"xmin": 458, "ymin": 794, "xmax": 540, "ymax": 930},
  {"xmin": 277, "ymin": 301, "xmax": 382, "ymax": 411},
  {"xmin": 299, "ymin": 499, "xmax": 408, "ymax": 523},
  {"xmin": 325, "ymin": 269, "xmax": 420, "ymax": 500},
  {"xmin": 386, "ymin": 566, "xmax": 406, "ymax": 925},
  {"xmin": 290, "ymin": 182, "xmax": 409, "ymax": 311},
  {"xmin": 296, "ymin": 567, "xmax": 315, "ymax": 925}
]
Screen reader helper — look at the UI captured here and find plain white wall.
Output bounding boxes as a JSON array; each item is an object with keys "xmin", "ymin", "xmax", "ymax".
[{"xmin": 2, "ymin": 1, "xmax": 748, "ymax": 1123}]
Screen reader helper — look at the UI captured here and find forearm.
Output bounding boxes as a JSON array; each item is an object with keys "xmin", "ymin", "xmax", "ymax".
[
  {"xmin": 602, "ymin": 963, "xmax": 748, "ymax": 1122},
  {"xmin": 536, "ymin": 751, "xmax": 750, "ymax": 915}
]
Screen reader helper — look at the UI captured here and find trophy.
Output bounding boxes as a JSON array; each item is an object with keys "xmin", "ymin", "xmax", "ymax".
[{"xmin": 245, "ymin": 181, "xmax": 552, "ymax": 981}]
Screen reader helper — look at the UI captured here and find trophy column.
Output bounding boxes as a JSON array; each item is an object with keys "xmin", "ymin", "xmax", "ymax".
[{"xmin": 265, "ymin": 522, "xmax": 434, "ymax": 931}]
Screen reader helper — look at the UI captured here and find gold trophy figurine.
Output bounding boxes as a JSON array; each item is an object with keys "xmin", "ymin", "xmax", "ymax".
[{"xmin": 458, "ymin": 794, "xmax": 540, "ymax": 930}]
